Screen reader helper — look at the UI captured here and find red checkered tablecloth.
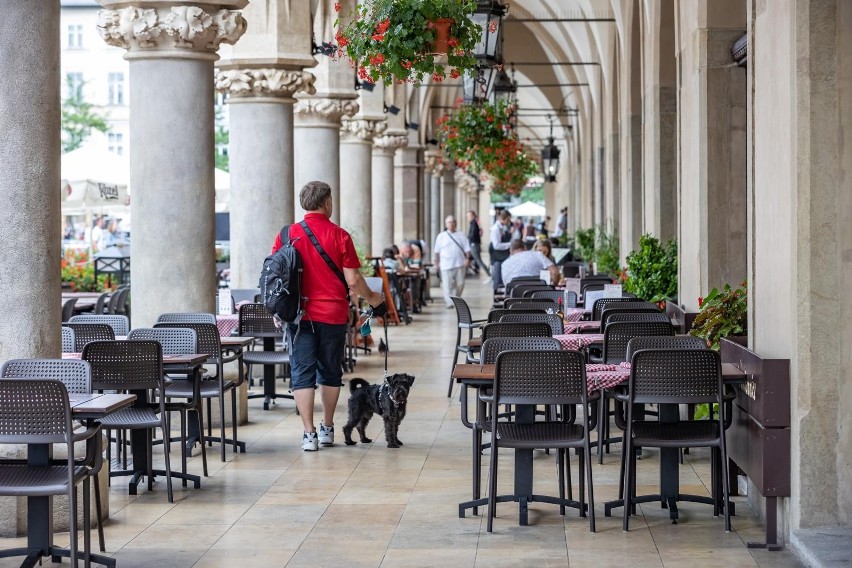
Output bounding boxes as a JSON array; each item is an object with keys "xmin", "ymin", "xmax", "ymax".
[
  {"xmin": 586, "ymin": 362, "xmax": 631, "ymax": 392},
  {"xmin": 564, "ymin": 320, "xmax": 600, "ymax": 333},
  {"xmin": 62, "ymin": 353, "xmax": 82, "ymax": 359},
  {"xmin": 553, "ymin": 333, "xmax": 604, "ymax": 350},
  {"xmin": 563, "ymin": 308, "xmax": 585, "ymax": 323},
  {"xmin": 216, "ymin": 315, "xmax": 239, "ymax": 338}
]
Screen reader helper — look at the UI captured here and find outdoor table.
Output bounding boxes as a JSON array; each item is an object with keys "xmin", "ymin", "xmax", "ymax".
[
  {"xmin": 563, "ymin": 308, "xmax": 585, "ymax": 322},
  {"xmin": 553, "ymin": 333, "xmax": 604, "ymax": 350},
  {"xmin": 453, "ymin": 362, "xmax": 747, "ymax": 524},
  {"xmin": 565, "ymin": 320, "xmax": 601, "ymax": 333},
  {"xmin": 27, "ymin": 392, "xmax": 135, "ymax": 568}
]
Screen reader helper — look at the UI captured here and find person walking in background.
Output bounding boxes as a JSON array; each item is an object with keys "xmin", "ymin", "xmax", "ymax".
[
  {"xmin": 554, "ymin": 207, "xmax": 568, "ymax": 238},
  {"xmin": 433, "ymin": 215, "xmax": 471, "ymax": 309},
  {"xmin": 489, "ymin": 209, "xmax": 513, "ymax": 291},
  {"xmin": 271, "ymin": 181, "xmax": 385, "ymax": 451},
  {"xmin": 466, "ymin": 210, "xmax": 489, "ymax": 276}
]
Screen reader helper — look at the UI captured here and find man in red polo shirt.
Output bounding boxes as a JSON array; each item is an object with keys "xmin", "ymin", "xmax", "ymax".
[{"xmin": 272, "ymin": 181, "xmax": 384, "ymax": 451}]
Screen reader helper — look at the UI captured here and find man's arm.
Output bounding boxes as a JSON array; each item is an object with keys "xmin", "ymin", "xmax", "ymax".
[{"xmin": 343, "ymin": 267, "xmax": 383, "ymax": 307}]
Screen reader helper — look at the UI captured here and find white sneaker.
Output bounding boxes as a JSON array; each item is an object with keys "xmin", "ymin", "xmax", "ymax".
[
  {"xmin": 318, "ymin": 423, "xmax": 334, "ymax": 446},
  {"xmin": 301, "ymin": 431, "xmax": 318, "ymax": 451}
]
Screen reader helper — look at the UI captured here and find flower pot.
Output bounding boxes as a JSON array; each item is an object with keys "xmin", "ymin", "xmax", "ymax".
[{"xmin": 428, "ymin": 18, "xmax": 453, "ymax": 54}]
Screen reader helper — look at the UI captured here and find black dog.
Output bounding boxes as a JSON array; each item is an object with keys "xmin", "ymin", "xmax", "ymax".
[{"xmin": 343, "ymin": 374, "xmax": 415, "ymax": 448}]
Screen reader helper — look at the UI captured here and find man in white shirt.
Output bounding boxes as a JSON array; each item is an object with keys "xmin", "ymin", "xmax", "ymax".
[
  {"xmin": 501, "ymin": 239, "xmax": 560, "ymax": 285},
  {"xmin": 489, "ymin": 209, "xmax": 513, "ymax": 291},
  {"xmin": 433, "ymin": 215, "xmax": 471, "ymax": 309}
]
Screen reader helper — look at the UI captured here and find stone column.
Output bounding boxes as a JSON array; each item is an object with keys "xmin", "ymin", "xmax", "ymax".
[
  {"xmin": 340, "ymin": 118, "xmax": 386, "ymax": 253},
  {"xmin": 394, "ymin": 145, "xmax": 421, "ymax": 243},
  {"xmin": 0, "ymin": 2, "xmax": 61, "ymax": 361},
  {"xmin": 421, "ymin": 167, "xmax": 432, "ymax": 253},
  {"xmin": 293, "ymin": 97, "xmax": 358, "ymax": 223},
  {"xmin": 371, "ymin": 134, "xmax": 407, "ymax": 255},
  {"xmin": 441, "ymin": 170, "xmax": 456, "ymax": 221},
  {"xmin": 98, "ymin": 3, "xmax": 246, "ymax": 327},
  {"xmin": 215, "ymin": 69, "xmax": 315, "ymax": 288}
]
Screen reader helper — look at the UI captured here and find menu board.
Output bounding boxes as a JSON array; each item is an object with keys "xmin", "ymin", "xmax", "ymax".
[
  {"xmin": 604, "ymin": 284, "xmax": 623, "ymax": 298},
  {"xmin": 217, "ymin": 288, "xmax": 232, "ymax": 315}
]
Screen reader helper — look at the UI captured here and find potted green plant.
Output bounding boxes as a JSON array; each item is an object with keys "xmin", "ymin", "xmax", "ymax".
[
  {"xmin": 689, "ymin": 281, "xmax": 748, "ymax": 350},
  {"xmin": 593, "ymin": 225, "xmax": 620, "ymax": 276},
  {"xmin": 623, "ymin": 234, "xmax": 678, "ymax": 304},
  {"xmin": 335, "ymin": 0, "xmax": 481, "ymax": 84},
  {"xmin": 573, "ymin": 227, "xmax": 596, "ymax": 265}
]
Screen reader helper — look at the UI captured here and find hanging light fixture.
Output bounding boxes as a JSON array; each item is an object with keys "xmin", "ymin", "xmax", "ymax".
[
  {"xmin": 490, "ymin": 66, "xmax": 516, "ymax": 104},
  {"xmin": 541, "ymin": 117, "xmax": 561, "ymax": 182},
  {"xmin": 462, "ymin": 66, "xmax": 498, "ymax": 104},
  {"xmin": 471, "ymin": 1, "xmax": 507, "ymax": 63}
]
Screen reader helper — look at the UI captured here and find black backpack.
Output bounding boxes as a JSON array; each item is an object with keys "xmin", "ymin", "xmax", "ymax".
[{"xmin": 259, "ymin": 225, "xmax": 303, "ymax": 323}]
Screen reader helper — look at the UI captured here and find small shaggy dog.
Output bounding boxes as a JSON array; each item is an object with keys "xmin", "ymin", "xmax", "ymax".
[{"xmin": 343, "ymin": 374, "xmax": 415, "ymax": 448}]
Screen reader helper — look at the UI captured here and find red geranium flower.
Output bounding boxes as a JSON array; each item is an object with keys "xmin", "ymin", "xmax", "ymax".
[
  {"xmin": 335, "ymin": 30, "xmax": 349, "ymax": 47},
  {"xmin": 376, "ymin": 19, "xmax": 391, "ymax": 34},
  {"xmin": 433, "ymin": 72, "xmax": 444, "ymax": 82},
  {"xmin": 334, "ymin": 2, "xmax": 341, "ymax": 12},
  {"xmin": 370, "ymin": 53, "xmax": 385, "ymax": 65},
  {"xmin": 450, "ymin": 68, "xmax": 460, "ymax": 79},
  {"xmin": 447, "ymin": 38, "xmax": 459, "ymax": 48},
  {"xmin": 698, "ymin": 296, "xmax": 704, "ymax": 308},
  {"xmin": 371, "ymin": 33, "xmax": 385, "ymax": 41},
  {"xmin": 402, "ymin": 61, "xmax": 413, "ymax": 69}
]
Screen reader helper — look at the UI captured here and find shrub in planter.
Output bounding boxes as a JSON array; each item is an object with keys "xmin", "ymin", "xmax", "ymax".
[
  {"xmin": 335, "ymin": 0, "xmax": 481, "ymax": 84},
  {"xmin": 689, "ymin": 281, "xmax": 748, "ymax": 350},
  {"xmin": 623, "ymin": 234, "xmax": 678, "ymax": 302}
]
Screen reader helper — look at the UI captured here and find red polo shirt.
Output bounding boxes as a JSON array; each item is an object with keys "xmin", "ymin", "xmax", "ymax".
[{"xmin": 272, "ymin": 213, "xmax": 360, "ymax": 325}]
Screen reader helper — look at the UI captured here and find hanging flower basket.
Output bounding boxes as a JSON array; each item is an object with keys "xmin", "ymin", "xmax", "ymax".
[
  {"xmin": 438, "ymin": 99, "xmax": 540, "ymax": 196},
  {"xmin": 335, "ymin": 0, "xmax": 481, "ymax": 84}
]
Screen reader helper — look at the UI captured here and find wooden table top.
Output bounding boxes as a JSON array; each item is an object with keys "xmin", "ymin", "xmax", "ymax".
[
  {"xmin": 220, "ymin": 336, "xmax": 255, "ymax": 347},
  {"xmin": 453, "ymin": 362, "xmax": 747, "ymax": 384},
  {"xmin": 162, "ymin": 353, "xmax": 209, "ymax": 365},
  {"xmin": 69, "ymin": 393, "xmax": 136, "ymax": 418}
]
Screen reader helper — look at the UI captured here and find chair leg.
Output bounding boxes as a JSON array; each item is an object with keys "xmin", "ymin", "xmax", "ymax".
[
  {"xmin": 69, "ymin": 483, "xmax": 79, "ymax": 568},
  {"xmin": 218, "ymin": 395, "xmax": 226, "ymax": 462},
  {"xmin": 93, "ymin": 473, "xmax": 105, "ymax": 552},
  {"xmin": 147, "ymin": 430, "xmax": 154, "ymax": 492},
  {"xmin": 83, "ymin": 478, "xmax": 91, "ymax": 568},
  {"xmin": 207, "ymin": 398, "xmax": 213, "ymax": 443},
  {"xmin": 231, "ymin": 388, "xmax": 239, "ymax": 454},
  {"xmin": 565, "ymin": 447, "xmax": 573, "ymax": 500},
  {"xmin": 622, "ymin": 436, "xmax": 632, "ymax": 531},
  {"xmin": 160, "ymin": 421, "xmax": 174, "ymax": 503},
  {"xmin": 585, "ymin": 440, "xmax": 596, "ymax": 532},
  {"xmin": 720, "ymin": 445, "xmax": 732, "ymax": 532},
  {"xmin": 486, "ymin": 440, "xmax": 499, "ymax": 532},
  {"xmin": 197, "ymin": 402, "xmax": 209, "ymax": 477},
  {"xmin": 557, "ymin": 448, "xmax": 566, "ymax": 515},
  {"xmin": 179, "ymin": 410, "xmax": 188, "ymax": 487},
  {"xmin": 448, "ymin": 327, "xmax": 462, "ymax": 398},
  {"xmin": 578, "ymin": 449, "xmax": 586, "ymax": 518}
]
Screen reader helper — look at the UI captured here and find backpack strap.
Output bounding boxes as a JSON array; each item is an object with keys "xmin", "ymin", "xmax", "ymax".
[
  {"xmin": 280, "ymin": 225, "xmax": 290, "ymax": 246},
  {"xmin": 299, "ymin": 220, "xmax": 351, "ymax": 304}
]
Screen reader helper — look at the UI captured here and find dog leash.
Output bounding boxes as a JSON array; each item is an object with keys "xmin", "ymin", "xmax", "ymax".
[{"xmin": 360, "ymin": 305, "xmax": 390, "ymax": 380}]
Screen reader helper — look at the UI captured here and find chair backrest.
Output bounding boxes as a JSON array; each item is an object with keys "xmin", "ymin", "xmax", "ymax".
[
  {"xmin": 238, "ymin": 303, "xmax": 281, "ymax": 337},
  {"xmin": 480, "ymin": 322, "xmax": 552, "ymax": 342},
  {"xmin": 450, "ymin": 296, "xmax": 475, "ymax": 326},
  {"xmin": 511, "ymin": 284, "xmax": 553, "ymax": 298},
  {"xmin": 61, "ymin": 298, "xmax": 77, "ymax": 322},
  {"xmin": 521, "ymin": 286, "xmax": 558, "ymax": 298},
  {"xmin": 83, "ymin": 340, "xmax": 164, "ymax": 391},
  {"xmin": 61, "ymin": 326, "xmax": 76, "ymax": 353},
  {"xmin": 508, "ymin": 301, "xmax": 560, "ymax": 314},
  {"xmin": 499, "ymin": 313, "xmax": 564, "ymax": 335},
  {"xmin": 106, "ymin": 289, "xmax": 123, "ymax": 314},
  {"xmin": 503, "ymin": 298, "xmax": 556, "ymax": 309},
  {"xmin": 593, "ymin": 299, "xmax": 659, "ymax": 321},
  {"xmin": 626, "ymin": 336, "xmax": 707, "ymax": 360},
  {"xmin": 504, "ymin": 278, "xmax": 544, "ymax": 296},
  {"xmin": 494, "ymin": 350, "xmax": 587, "ymax": 406},
  {"xmin": 480, "ymin": 337, "xmax": 561, "ymax": 365},
  {"xmin": 0, "ymin": 379, "xmax": 72, "ymax": 445},
  {"xmin": 154, "ymin": 322, "xmax": 221, "ymax": 363},
  {"xmin": 115, "ymin": 287, "xmax": 131, "ymax": 315},
  {"xmin": 581, "ymin": 283, "xmax": 605, "ymax": 296},
  {"xmin": 68, "ymin": 314, "xmax": 129, "ymax": 336},
  {"xmin": 629, "ymin": 349, "xmax": 721, "ymax": 406},
  {"xmin": 487, "ymin": 308, "xmax": 546, "ymax": 323},
  {"xmin": 1, "ymin": 359, "xmax": 92, "ymax": 394},
  {"xmin": 603, "ymin": 312, "xmax": 670, "ymax": 330},
  {"xmin": 94, "ymin": 292, "xmax": 109, "ymax": 315},
  {"xmin": 581, "ymin": 275, "xmax": 613, "ymax": 287},
  {"xmin": 529, "ymin": 290, "xmax": 564, "ymax": 303},
  {"xmin": 127, "ymin": 328, "xmax": 197, "ymax": 356},
  {"xmin": 602, "ymin": 321, "xmax": 674, "ymax": 364},
  {"xmin": 63, "ymin": 323, "xmax": 116, "ymax": 352},
  {"xmin": 561, "ymin": 262, "xmax": 585, "ymax": 278},
  {"xmin": 156, "ymin": 313, "xmax": 216, "ymax": 325},
  {"xmin": 231, "ymin": 288, "xmax": 261, "ymax": 304}
]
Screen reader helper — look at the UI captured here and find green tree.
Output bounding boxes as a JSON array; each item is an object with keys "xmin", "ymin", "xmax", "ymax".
[{"xmin": 60, "ymin": 93, "xmax": 109, "ymax": 152}]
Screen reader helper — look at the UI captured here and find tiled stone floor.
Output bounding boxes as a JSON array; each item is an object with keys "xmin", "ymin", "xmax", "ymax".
[{"xmin": 0, "ymin": 279, "xmax": 803, "ymax": 567}]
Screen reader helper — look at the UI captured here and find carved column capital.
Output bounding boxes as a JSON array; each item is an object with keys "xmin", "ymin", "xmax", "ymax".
[
  {"xmin": 215, "ymin": 68, "xmax": 316, "ymax": 101},
  {"xmin": 293, "ymin": 97, "xmax": 359, "ymax": 127},
  {"xmin": 97, "ymin": 5, "xmax": 246, "ymax": 60},
  {"xmin": 424, "ymin": 150, "xmax": 450, "ymax": 177},
  {"xmin": 455, "ymin": 168, "xmax": 480, "ymax": 193},
  {"xmin": 340, "ymin": 118, "xmax": 388, "ymax": 143},
  {"xmin": 373, "ymin": 133, "xmax": 409, "ymax": 155}
]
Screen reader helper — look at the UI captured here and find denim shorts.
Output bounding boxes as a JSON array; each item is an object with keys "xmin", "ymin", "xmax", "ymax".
[{"xmin": 287, "ymin": 321, "xmax": 348, "ymax": 390}]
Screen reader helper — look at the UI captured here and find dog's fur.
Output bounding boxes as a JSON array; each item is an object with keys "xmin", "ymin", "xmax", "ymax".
[{"xmin": 343, "ymin": 374, "xmax": 415, "ymax": 448}]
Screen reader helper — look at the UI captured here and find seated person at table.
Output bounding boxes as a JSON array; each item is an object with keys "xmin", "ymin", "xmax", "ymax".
[
  {"xmin": 534, "ymin": 239, "xmax": 556, "ymax": 264},
  {"xmin": 382, "ymin": 248, "xmax": 400, "ymax": 274},
  {"xmin": 408, "ymin": 240, "xmax": 424, "ymax": 267},
  {"xmin": 501, "ymin": 239, "xmax": 560, "ymax": 285}
]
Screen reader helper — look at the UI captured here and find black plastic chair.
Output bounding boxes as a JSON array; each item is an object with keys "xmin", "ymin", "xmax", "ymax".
[
  {"xmin": 499, "ymin": 313, "xmax": 564, "ymax": 335},
  {"xmin": 480, "ymin": 322, "xmax": 553, "ymax": 342},
  {"xmin": 0, "ymin": 379, "xmax": 100, "ymax": 567},
  {"xmin": 63, "ymin": 323, "xmax": 115, "ymax": 352},
  {"xmin": 602, "ymin": 312, "xmax": 670, "ymax": 329},
  {"xmin": 156, "ymin": 313, "xmax": 216, "ymax": 325},
  {"xmin": 530, "ymin": 289, "xmax": 577, "ymax": 307},
  {"xmin": 61, "ymin": 298, "xmax": 78, "ymax": 322},
  {"xmin": 155, "ymin": 321, "xmax": 243, "ymax": 461},
  {"xmin": 486, "ymin": 350, "xmax": 596, "ymax": 532},
  {"xmin": 503, "ymin": 298, "xmax": 557, "ymax": 310},
  {"xmin": 449, "ymin": 296, "xmax": 486, "ymax": 397},
  {"xmin": 504, "ymin": 278, "xmax": 545, "ymax": 297},
  {"xmin": 93, "ymin": 292, "xmax": 109, "ymax": 315},
  {"xmin": 83, "ymin": 340, "xmax": 175, "ymax": 502},
  {"xmin": 593, "ymin": 299, "xmax": 659, "ymax": 321},
  {"xmin": 238, "ymin": 303, "xmax": 291, "ymax": 410},
  {"xmin": 511, "ymin": 284, "xmax": 554, "ymax": 298},
  {"xmin": 68, "ymin": 314, "xmax": 129, "ymax": 336},
  {"xmin": 114, "ymin": 287, "xmax": 131, "ymax": 322},
  {"xmin": 622, "ymin": 348, "xmax": 731, "ymax": 531},
  {"xmin": 487, "ymin": 308, "xmax": 547, "ymax": 323},
  {"xmin": 0, "ymin": 359, "xmax": 109, "ymax": 553},
  {"xmin": 61, "ymin": 327, "xmax": 76, "ymax": 353}
]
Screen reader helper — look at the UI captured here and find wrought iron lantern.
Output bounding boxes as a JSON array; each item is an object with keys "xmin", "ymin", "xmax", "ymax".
[{"xmin": 541, "ymin": 120, "xmax": 561, "ymax": 182}]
